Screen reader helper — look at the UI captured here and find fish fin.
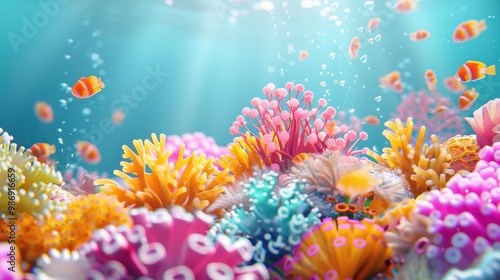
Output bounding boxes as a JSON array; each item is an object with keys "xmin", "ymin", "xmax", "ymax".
[
  {"xmin": 98, "ymin": 78, "xmax": 105, "ymax": 88},
  {"xmin": 478, "ymin": 19, "xmax": 487, "ymax": 31},
  {"xmin": 484, "ymin": 65, "xmax": 496, "ymax": 76}
]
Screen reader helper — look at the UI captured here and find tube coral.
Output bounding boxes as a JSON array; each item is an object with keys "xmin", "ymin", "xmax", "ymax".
[
  {"xmin": 229, "ymin": 82, "xmax": 368, "ymax": 173},
  {"xmin": 281, "ymin": 216, "xmax": 392, "ymax": 280},
  {"xmin": 74, "ymin": 206, "xmax": 269, "ymax": 279},
  {"xmin": 465, "ymin": 98, "xmax": 500, "ymax": 148},
  {"xmin": 95, "ymin": 133, "xmax": 233, "ymax": 214},
  {"xmin": 367, "ymin": 117, "xmax": 455, "ymax": 197}
]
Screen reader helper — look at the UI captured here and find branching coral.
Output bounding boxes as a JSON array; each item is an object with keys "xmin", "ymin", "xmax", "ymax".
[
  {"xmin": 280, "ymin": 216, "xmax": 392, "ymax": 280},
  {"xmin": 94, "ymin": 133, "xmax": 233, "ymax": 214},
  {"xmin": 392, "ymin": 90, "xmax": 464, "ymax": 142},
  {"xmin": 229, "ymin": 82, "xmax": 368, "ymax": 173},
  {"xmin": 72, "ymin": 206, "xmax": 269, "ymax": 279},
  {"xmin": 0, "ymin": 142, "xmax": 64, "ymax": 219},
  {"xmin": 213, "ymin": 171, "xmax": 321, "ymax": 275},
  {"xmin": 465, "ymin": 98, "xmax": 500, "ymax": 148},
  {"xmin": 442, "ymin": 135, "xmax": 481, "ymax": 174},
  {"xmin": 0, "ymin": 194, "xmax": 131, "ymax": 271},
  {"xmin": 367, "ymin": 118, "xmax": 455, "ymax": 197}
]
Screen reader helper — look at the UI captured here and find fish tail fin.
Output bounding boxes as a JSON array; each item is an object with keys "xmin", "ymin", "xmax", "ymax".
[
  {"xmin": 485, "ymin": 65, "xmax": 496, "ymax": 76},
  {"xmin": 98, "ymin": 78, "xmax": 105, "ymax": 88},
  {"xmin": 478, "ymin": 19, "xmax": 487, "ymax": 31}
]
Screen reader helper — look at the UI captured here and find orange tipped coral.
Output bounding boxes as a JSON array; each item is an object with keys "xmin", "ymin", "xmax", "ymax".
[
  {"xmin": 95, "ymin": 133, "xmax": 234, "ymax": 213},
  {"xmin": 0, "ymin": 194, "xmax": 131, "ymax": 271},
  {"xmin": 367, "ymin": 118, "xmax": 454, "ymax": 197},
  {"xmin": 281, "ymin": 216, "xmax": 392, "ymax": 279},
  {"xmin": 442, "ymin": 135, "xmax": 480, "ymax": 174}
]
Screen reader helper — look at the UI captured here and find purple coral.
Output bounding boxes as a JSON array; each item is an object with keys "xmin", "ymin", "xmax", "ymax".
[
  {"xmin": 62, "ymin": 167, "xmax": 106, "ymax": 196},
  {"xmin": 465, "ymin": 98, "xmax": 500, "ymax": 148},
  {"xmin": 412, "ymin": 142, "xmax": 500, "ymax": 276},
  {"xmin": 393, "ymin": 90, "xmax": 464, "ymax": 142},
  {"xmin": 78, "ymin": 206, "xmax": 268, "ymax": 279}
]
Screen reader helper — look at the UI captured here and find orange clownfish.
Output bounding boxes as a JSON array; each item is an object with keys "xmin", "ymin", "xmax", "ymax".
[
  {"xmin": 458, "ymin": 88, "xmax": 479, "ymax": 110},
  {"xmin": 367, "ymin": 18, "xmax": 380, "ymax": 31},
  {"xmin": 453, "ymin": 20, "xmax": 487, "ymax": 43},
  {"xmin": 348, "ymin": 37, "xmax": 360, "ymax": 59},
  {"xmin": 34, "ymin": 101, "xmax": 54, "ymax": 123},
  {"xmin": 299, "ymin": 50, "xmax": 309, "ymax": 60},
  {"xmin": 76, "ymin": 141, "xmax": 102, "ymax": 164},
  {"xmin": 30, "ymin": 143, "xmax": 56, "ymax": 165},
  {"xmin": 380, "ymin": 71, "xmax": 403, "ymax": 93},
  {"xmin": 455, "ymin": 61, "xmax": 496, "ymax": 83},
  {"xmin": 410, "ymin": 30, "xmax": 430, "ymax": 42},
  {"xmin": 432, "ymin": 106, "xmax": 448, "ymax": 114},
  {"xmin": 364, "ymin": 115, "xmax": 380, "ymax": 126},
  {"xmin": 443, "ymin": 76, "xmax": 466, "ymax": 93},
  {"xmin": 394, "ymin": 0, "xmax": 417, "ymax": 13},
  {"xmin": 71, "ymin": 76, "xmax": 105, "ymax": 99},
  {"xmin": 424, "ymin": 70, "xmax": 437, "ymax": 91}
]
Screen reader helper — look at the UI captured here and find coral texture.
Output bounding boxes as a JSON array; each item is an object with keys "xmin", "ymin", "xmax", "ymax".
[
  {"xmin": 465, "ymin": 98, "xmax": 500, "ymax": 148},
  {"xmin": 442, "ymin": 135, "xmax": 481, "ymax": 174}
]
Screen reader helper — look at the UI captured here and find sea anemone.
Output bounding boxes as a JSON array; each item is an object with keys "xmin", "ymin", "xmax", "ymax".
[
  {"xmin": 0, "ymin": 243, "xmax": 21, "ymax": 280},
  {"xmin": 280, "ymin": 216, "xmax": 392, "ymax": 280},
  {"xmin": 465, "ymin": 98, "xmax": 500, "ymax": 148},
  {"xmin": 94, "ymin": 133, "xmax": 234, "ymax": 214},
  {"xmin": 214, "ymin": 171, "xmax": 321, "ymax": 275},
  {"xmin": 443, "ymin": 249, "xmax": 500, "ymax": 280},
  {"xmin": 367, "ymin": 117, "xmax": 455, "ymax": 197},
  {"xmin": 0, "ymin": 194, "xmax": 132, "ymax": 271},
  {"xmin": 442, "ymin": 135, "xmax": 481, "ymax": 175},
  {"xmin": 229, "ymin": 82, "xmax": 368, "ymax": 173},
  {"xmin": 73, "ymin": 206, "xmax": 269, "ymax": 279},
  {"xmin": 0, "ymin": 142, "xmax": 64, "ymax": 219}
]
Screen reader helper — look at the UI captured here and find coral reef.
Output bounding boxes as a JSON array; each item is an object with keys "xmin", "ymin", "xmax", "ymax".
[
  {"xmin": 442, "ymin": 135, "xmax": 481, "ymax": 174},
  {"xmin": 280, "ymin": 216, "xmax": 392, "ymax": 280},
  {"xmin": 229, "ymin": 82, "xmax": 368, "ymax": 173},
  {"xmin": 0, "ymin": 243, "xmax": 21, "ymax": 280},
  {"xmin": 0, "ymin": 142, "xmax": 64, "ymax": 219},
  {"xmin": 392, "ymin": 90, "xmax": 465, "ymax": 143},
  {"xmin": 95, "ymin": 133, "xmax": 233, "ymax": 214},
  {"xmin": 0, "ymin": 128, "xmax": 13, "ymax": 144},
  {"xmin": 62, "ymin": 167, "xmax": 106, "ymax": 196},
  {"xmin": 443, "ymin": 249, "xmax": 500, "ymax": 280},
  {"xmin": 367, "ymin": 118, "xmax": 455, "ymax": 197},
  {"xmin": 465, "ymin": 98, "xmax": 500, "ymax": 148},
  {"xmin": 0, "ymin": 194, "xmax": 131, "ymax": 270},
  {"xmin": 33, "ymin": 249, "xmax": 88, "ymax": 280},
  {"xmin": 74, "ymin": 206, "xmax": 269, "ymax": 279}
]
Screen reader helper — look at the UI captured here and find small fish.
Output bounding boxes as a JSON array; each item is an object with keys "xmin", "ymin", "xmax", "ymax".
[
  {"xmin": 71, "ymin": 76, "xmax": 105, "ymax": 99},
  {"xmin": 30, "ymin": 143, "xmax": 56, "ymax": 165},
  {"xmin": 424, "ymin": 69, "xmax": 437, "ymax": 91},
  {"xmin": 394, "ymin": 0, "xmax": 417, "ymax": 13},
  {"xmin": 34, "ymin": 101, "xmax": 54, "ymax": 123},
  {"xmin": 432, "ymin": 106, "xmax": 448, "ymax": 114},
  {"xmin": 367, "ymin": 18, "xmax": 380, "ymax": 31},
  {"xmin": 112, "ymin": 110, "xmax": 126, "ymax": 125},
  {"xmin": 410, "ymin": 30, "xmax": 430, "ymax": 41},
  {"xmin": 348, "ymin": 37, "xmax": 360, "ymax": 59},
  {"xmin": 455, "ymin": 60, "xmax": 496, "ymax": 83},
  {"xmin": 364, "ymin": 115, "xmax": 380, "ymax": 126},
  {"xmin": 76, "ymin": 141, "xmax": 102, "ymax": 164},
  {"xmin": 443, "ymin": 77, "xmax": 466, "ymax": 93},
  {"xmin": 458, "ymin": 88, "xmax": 479, "ymax": 110},
  {"xmin": 299, "ymin": 50, "xmax": 309, "ymax": 60},
  {"xmin": 380, "ymin": 71, "xmax": 403, "ymax": 93},
  {"xmin": 453, "ymin": 20, "xmax": 487, "ymax": 43}
]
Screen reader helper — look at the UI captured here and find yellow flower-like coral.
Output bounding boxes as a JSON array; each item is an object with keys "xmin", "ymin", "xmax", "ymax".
[
  {"xmin": 281, "ymin": 216, "xmax": 392, "ymax": 280},
  {"xmin": 0, "ymin": 143, "xmax": 64, "ymax": 218},
  {"xmin": 95, "ymin": 133, "xmax": 234, "ymax": 213},
  {"xmin": 367, "ymin": 118, "xmax": 454, "ymax": 197},
  {"xmin": 0, "ymin": 194, "xmax": 131, "ymax": 271}
]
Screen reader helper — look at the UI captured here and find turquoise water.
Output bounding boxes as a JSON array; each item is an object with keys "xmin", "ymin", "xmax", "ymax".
[{"xmin": 0, "ymin": 0, "xmax": 499, "ymax": 173}]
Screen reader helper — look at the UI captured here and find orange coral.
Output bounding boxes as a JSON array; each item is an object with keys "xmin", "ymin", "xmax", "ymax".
[
  {"xmin": 442, "ymin": 135, "xmax": 480, "ymax": 174},
  {"xmin": 0, "ymin": 194, "xmax": 131, "ymax": 271},
  {"xmin": 367, "ymin": 118, "xmax": 454, "ymax": 197},
  {"xmin": 95, "ymin": 133, "xmax": 234, "ymax": 213},
  {"xmin": 281, "ymin": 217, "xmax": 392, "ymax": 280}
]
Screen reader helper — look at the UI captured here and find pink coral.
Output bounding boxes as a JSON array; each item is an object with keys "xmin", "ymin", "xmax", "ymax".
[
  {"xmin": 230, "ymin": 82, "xmax": 368, "ymax": 172},
  {"xmin": 62, "ymin": 167, "xmax": 106, "ymax": 196},
  {"xmin": 465, "ymin": 98, "xmax": 500, "ymax": 148},
  {"xmin": 393, "ymin": 90, "xmax": 464, "ymax": 142},
  {"xmin": 77, "ymin": 206, "xmax": 269, "ymax": 279}
]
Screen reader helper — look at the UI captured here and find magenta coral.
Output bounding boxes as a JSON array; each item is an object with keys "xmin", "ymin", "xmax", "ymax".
[
  {"xmin": 465, "ymin": 98, "xmax": 500, "ymax": 148},
  {"xmin": 78, "ymin": 206, "xmax": 269, "ymax": 279},
  {"xmin": 230, "ymin": 82, "xmax": 368, "ymax": 172},
  {"xmin": 0, "ymin": 243, "xmax": 21, "ymax": 280},
  {"xmin": 412, "ymin": 142, "xmax": 500, "ymax": 276},
  {"xmin": 393, "ymin": 90, "xmax": 464, "ymax": 142}
]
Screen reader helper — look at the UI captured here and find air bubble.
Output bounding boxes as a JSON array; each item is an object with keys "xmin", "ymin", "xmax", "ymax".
[
  {"xmin": 82, "ymin": 108, "xmax": 91, "ymax": 115},
  {"xmin": 64, "ymin": 55, "xmax": 71, "ymax": 60},
  {"xmin": 375, "ymin": 96, "xmax": 382, "ymax": 102},
  {"xmin": 321, "ymin": 64, "xmax": 327, "ymax": 69},
  {"xmin": 58, "ymin": 138, "xmax": 64, "ymax": 144},
  {"xmin": 364, "ymin": 1, "xmax": 374, "ymax": 10},
  {"xmin": 339, "ymin": 80, "xmax": 345, "ymax": 86},
  {"xmin": 375, "ymin": 35, "xmax": 382, "ymax": 42},
  {"xmin": 329, "ymin": 52, "xmax": 336, "ymax": 59},
  {"xmin": 360, "ymin": 55, "xmax": 368, "ymax": 63},
  {"xmin": 320, "ymin": 81, "xmax": 327, "ymax": 87}
]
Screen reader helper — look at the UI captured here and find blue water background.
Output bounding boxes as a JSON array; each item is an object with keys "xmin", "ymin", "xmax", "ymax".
[{"xmin": 0, "ymin": 0, "xmax": 499, "ymax": 174}]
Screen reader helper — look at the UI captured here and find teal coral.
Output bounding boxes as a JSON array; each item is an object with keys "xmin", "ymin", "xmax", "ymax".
[{"xmin": 443, "ymin": 249, "xmax": 500, "ymax": 280}]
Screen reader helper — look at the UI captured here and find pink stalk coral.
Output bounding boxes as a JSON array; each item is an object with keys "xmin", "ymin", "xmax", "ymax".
[
  {"xmin": 392, "ymin": 90, "xmax": 464, "ymax": 142},
  {"xmin": 76, "ymin": 206, "xmax": 269, "ymax": 279},
  {"xmin": 230, "ymin": 82, "xmax": 368, "ymax": 172},
  {"xmin": 465, "ymin": 98, "xmax": 500, "ymax": 148}
]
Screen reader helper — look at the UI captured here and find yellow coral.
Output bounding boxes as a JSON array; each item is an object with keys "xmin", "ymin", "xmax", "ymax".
[
  {"xmin": 0, "ymin": 143, "xmax": 63, "ymax": 218},
  {"xmin": 367, "ymin": 118, "xmax": 454, "ymax": 197},
  {"xmin": 0, "ymin": 194, "xmax": 131, "ymax": 271},
  {"xmin": 442, "ymin": 135, "xmax": 480, "ymax": 174},
  {"xmin": 95, "ymin": 133, "xmax": 233, "ymax": 213}
]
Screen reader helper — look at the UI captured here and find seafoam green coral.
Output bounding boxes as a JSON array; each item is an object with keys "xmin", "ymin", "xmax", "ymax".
[{"xmin": 0, "ymin": 142, "xmax": 64, "ymax": 219}]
